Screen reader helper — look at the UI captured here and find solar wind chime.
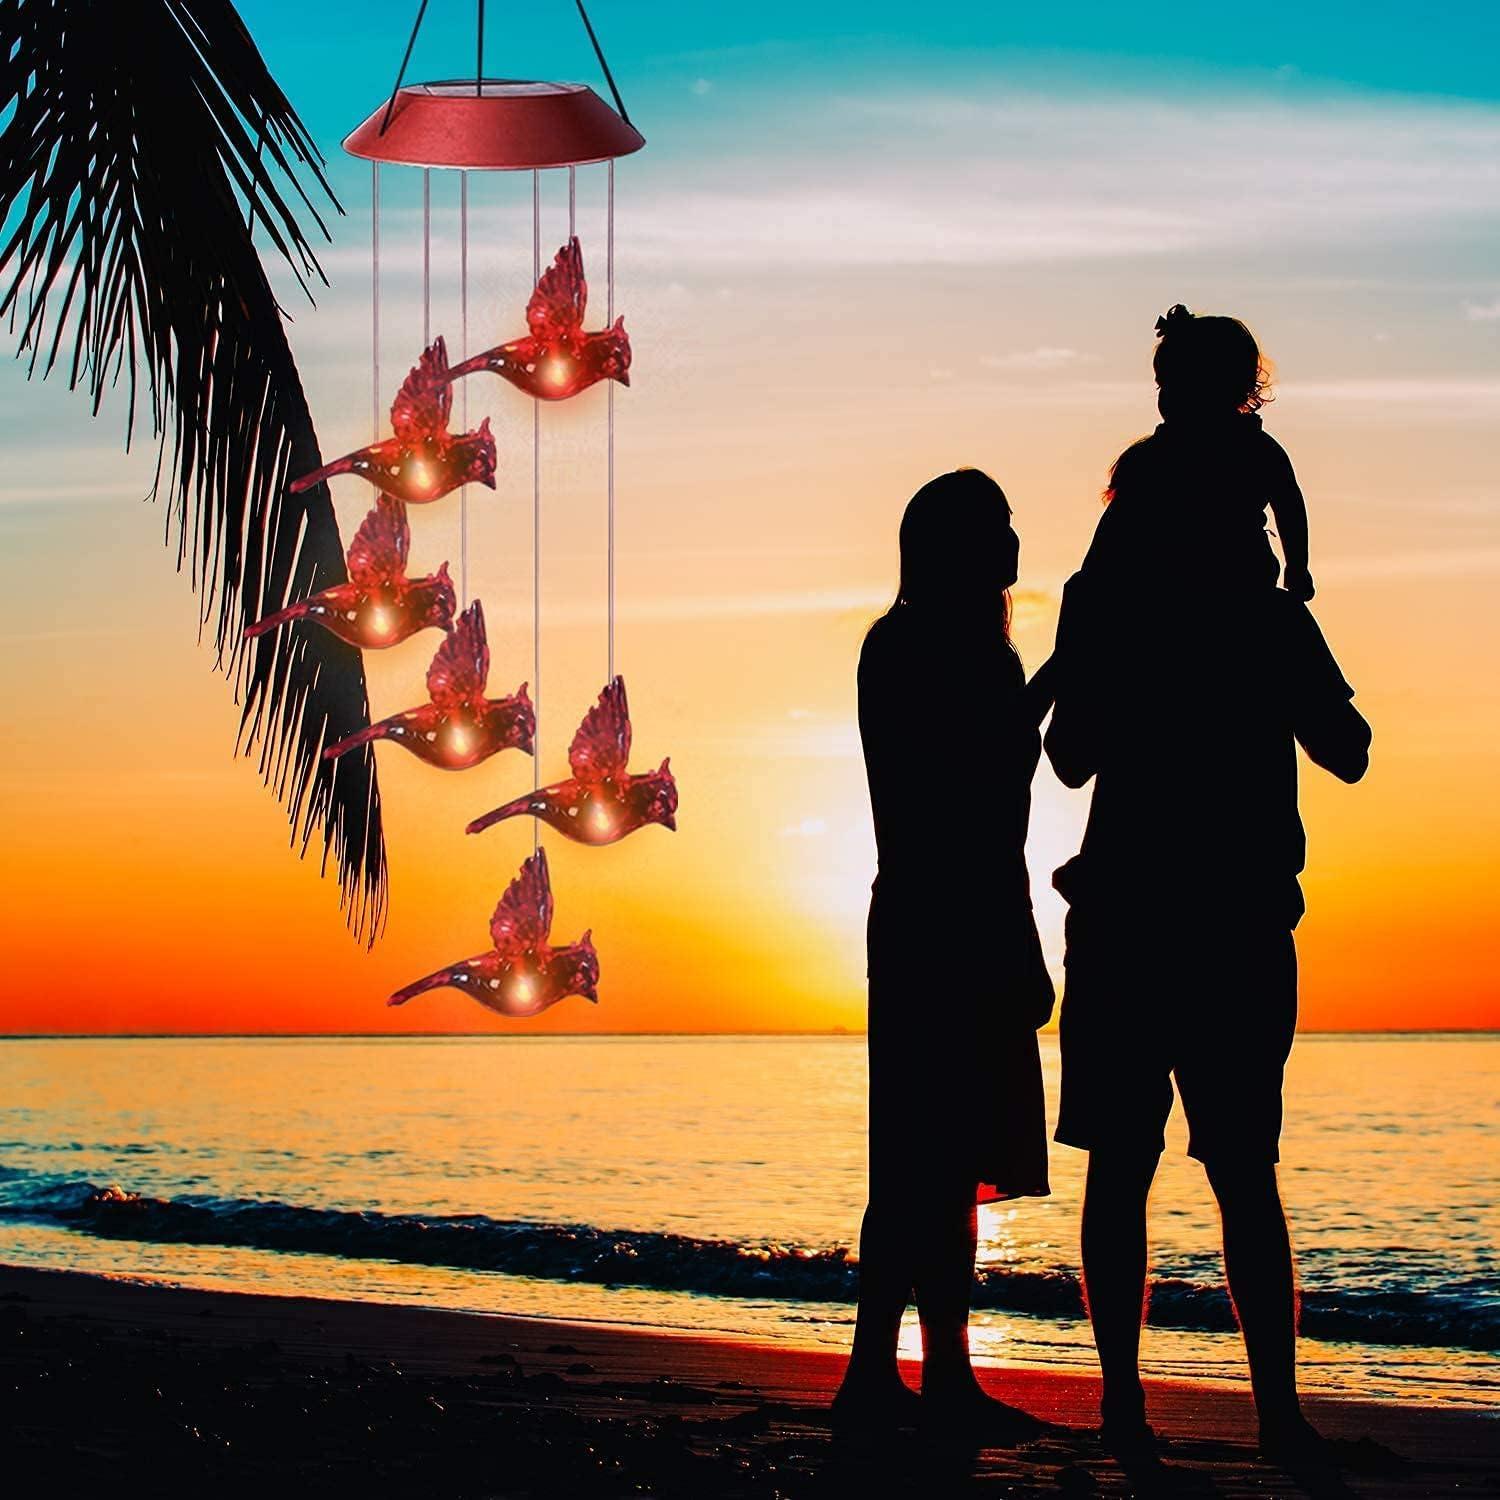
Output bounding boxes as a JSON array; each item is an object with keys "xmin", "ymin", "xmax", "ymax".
[{"xmin": 250, "ymin": 2, "xmax": 677, "ymax": 1018}]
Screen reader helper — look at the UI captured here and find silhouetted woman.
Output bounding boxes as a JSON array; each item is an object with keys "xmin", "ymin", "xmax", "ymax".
[{"xmin": 833, "ymin": 468, "xmax": 1055, "ymax": 1438}]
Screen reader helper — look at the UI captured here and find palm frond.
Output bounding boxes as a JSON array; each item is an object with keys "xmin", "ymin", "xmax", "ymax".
[{"xmin": 0, "ymin": 0, "xmax": 387, "ymax": 941}]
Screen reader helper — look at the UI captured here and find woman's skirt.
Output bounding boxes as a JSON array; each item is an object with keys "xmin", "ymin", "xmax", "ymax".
[{"xmin": 866, "ymin": 881, "xmax": 1051, "ymax": 1204}]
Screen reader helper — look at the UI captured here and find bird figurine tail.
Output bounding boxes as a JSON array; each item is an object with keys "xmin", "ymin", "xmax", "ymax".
[
  {"xmin": 288, "ymin": 454, "xmax": 354, "ymax": 494},
  {"xmin": 388, "ymin": 967, "xmax": 457, "ymax": 1007},
  {"xmin": 243, "ymin": 597, "xmax": 311, "ymax": 639},
  {"xmin": 322, "ymin": 722, "xmax": 389, "ymax": 761},
  {"xmin": 465, "ymin": 793, "xmax": 533, "ymax": 837}
]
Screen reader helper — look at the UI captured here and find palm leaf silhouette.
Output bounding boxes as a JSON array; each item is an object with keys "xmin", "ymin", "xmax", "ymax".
[{"xmin": 0, "ymin": 0, "xmax": 387, "ymax": 941}]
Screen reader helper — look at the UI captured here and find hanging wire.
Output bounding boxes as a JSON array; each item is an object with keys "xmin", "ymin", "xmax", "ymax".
[
  {"xmin": 476, "ymin": 0, "xmax": 485, "ymax": 94},
  {"xmin": 459, "ymin": 170, "xmax": 469, "ymax": 608},
  {"xmin": 532, "ymin": 169, "xmax": 542, "ymax": 854},
  {"xmin": 606, "ymin": 159, "xmax": 615, "ymax": 682},
  {"xmin": 422, "ymin": 169, "xmax": 431, "ymax": 347},
  {"xmin": 568, "ymin": 165, "xmax": 576, "ymax": 238},
  {"xmin": 371, "ymin": 163, "xmax": 381, "ymax": 440},
  {"xmin": 380, "ymin": 0, "xmax": 432, "ymax": 134},
  {"xmin": 574, "ymin": 0, "xmax": 631, "ymax": 125}
]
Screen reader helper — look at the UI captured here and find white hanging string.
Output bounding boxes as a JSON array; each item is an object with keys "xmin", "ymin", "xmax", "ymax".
[
  {"xmin": 459, "ymin": 170, "xmax": 469, "ymax": 608},
  {"xmin": 532, "ymin": 169, "xmax": 542, "ymax": 855},
  {"xmin": 421, "ymin": 168, "xmax": 431, "ymax": 347},
  {"xmin": 568, "ymin": 164, "xmax": 576, "ymax": 238},
  {"xmin": 371, "ymin": 163, "xmax": 381, "ymax": 441},
  {"xmin": 606, "ymin": 158, "xmax": 616, "ymax": 684}
]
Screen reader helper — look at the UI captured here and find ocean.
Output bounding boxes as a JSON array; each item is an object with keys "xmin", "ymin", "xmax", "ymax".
[{"xmin": 0, "ymin": 1034, "xmax": 1493, "ymax": 1409}]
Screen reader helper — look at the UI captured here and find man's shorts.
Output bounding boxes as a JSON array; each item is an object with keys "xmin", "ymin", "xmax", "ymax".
[{"xmin": 1054, "ymin": 909, "xmax": 1298, "ymax": 1164}]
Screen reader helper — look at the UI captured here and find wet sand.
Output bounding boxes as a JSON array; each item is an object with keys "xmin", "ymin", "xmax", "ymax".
[{"xmin": 2, "ymin": 1263, "xmax": 1493, "ymax": 1497}]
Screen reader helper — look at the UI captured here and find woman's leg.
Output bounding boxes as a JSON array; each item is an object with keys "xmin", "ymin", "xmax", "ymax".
[
  {"xmin": 842, "ymin": 1198, "xmax": 912, "ymax": 1389},
  {"xmin": 914, "ymin": 1177, "xmax": 1044, "ymax": 1436},
  {"xmin": 912, "ymin": 1176, "xmax": 979, "ymax": 1398}
]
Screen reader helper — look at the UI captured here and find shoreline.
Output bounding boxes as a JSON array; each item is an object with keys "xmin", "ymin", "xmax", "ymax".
[{"xmin": 4, "ymin": 1263, "xmax": 1494, "ymax": 1497}]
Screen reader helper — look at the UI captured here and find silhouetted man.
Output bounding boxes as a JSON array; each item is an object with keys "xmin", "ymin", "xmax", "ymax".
[{"xmin": 1044, "ymin": 571, "xmax": 1370, "ymax": 1468}]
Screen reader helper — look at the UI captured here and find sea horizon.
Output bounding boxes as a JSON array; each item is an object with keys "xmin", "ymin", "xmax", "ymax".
[
  {"xmin": 2, "ymin": 1033, "xmax": 1493, "ymax": 1411},
  {"xmin": 3, "ymin": 1028, "xmax": 1495, "ymax": 1040}
]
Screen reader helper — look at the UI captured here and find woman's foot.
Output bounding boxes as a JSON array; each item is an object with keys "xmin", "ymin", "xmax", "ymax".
[
  {"xmin": 921, "ymin": 1376, "xmax": 1046, "ymax": 1445},
  {"xmin": 830, "ymin": 1371, "xmax": 922, "ymax": 1434}
]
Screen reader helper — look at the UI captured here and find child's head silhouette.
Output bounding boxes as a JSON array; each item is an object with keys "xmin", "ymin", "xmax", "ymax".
[{"xmin": 1152, "ymin": 304, "xmax": 1272, "ymax": 421}]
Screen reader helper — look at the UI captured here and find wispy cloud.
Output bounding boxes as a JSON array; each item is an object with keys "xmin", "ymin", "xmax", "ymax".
[
  {"xmin": 981, "ymin": 347, "xmax": 1101, "ymax": 372},
  {"xmin": 1465, "ymin": 297, "xmax": 1500, "ymax": 322},
  {"xmin": 320, "ymin": 87, "xmax": 1499, "ymax": 277}
]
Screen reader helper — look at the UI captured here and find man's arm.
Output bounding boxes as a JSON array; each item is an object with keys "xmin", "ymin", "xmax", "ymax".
[
  {"xmin": 1286, "ymin": 598, "xmax": 1370, "ymax": 782},
  {"xmin": 1297, "ymin": 699, "xmax": 1371, "ymax": 783}
]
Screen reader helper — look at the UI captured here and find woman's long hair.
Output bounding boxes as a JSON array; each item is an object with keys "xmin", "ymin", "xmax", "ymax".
[{"xmin": 876, "ymin": 467, "xmax": 1015, "ymax": 648}]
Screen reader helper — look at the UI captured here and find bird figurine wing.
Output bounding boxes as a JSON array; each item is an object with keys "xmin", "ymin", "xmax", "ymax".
[
  {"xmin": 490, "ymin": 849, "xmax": 554, "ymax": 955},
  {"xmin": 390, "ymin": 337, "xmax": 453, "ymax": 440},
  {"xmin": 568, "ymin": 676, "xmax": 632, "ymax": 783},
  {"xmin": 426, "ymin": 600, "xmax": 490, "ymax": 707},
  {"xmin": 345, "ymin": 495, "xmax": 410, "ymax": 585},
  {"xmin": 527, "ymin": 238, "xmax": 587, "ymax": 340}
]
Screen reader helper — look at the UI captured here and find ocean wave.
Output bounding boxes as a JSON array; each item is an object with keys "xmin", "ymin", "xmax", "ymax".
[{"xmin": 2, "ymin": 1178, "xmax": 1494, "ymax": 1353}]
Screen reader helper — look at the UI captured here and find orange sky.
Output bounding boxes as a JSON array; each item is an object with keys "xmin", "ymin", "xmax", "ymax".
[{"xmin": 1, "ymin": 67, "xmax": 1497, "ymax": 1035}]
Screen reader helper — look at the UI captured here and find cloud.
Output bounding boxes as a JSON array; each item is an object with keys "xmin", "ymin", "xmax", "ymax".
[
  {"xmin": 781, "ymin": 818, "xmax": 829, "ymax": 838},
  {"xmin": 1283, "ymin": 377, "xmax": 1500, "ymax": 420},
  {"xmin": 981, "ymin": 347, "xmax": 1101, "ymax": 372},
  {"xmin": 1465, "ymin": 297, "xmax": 1500, "ymax": 321},
  {"xmin": 691, "ymin": 78, "xmax": 713, "ymax": 97},
  {"xmin": 1318, "ymin": 545, "xmax": 1500, "ymax": 584},
  {"xmin": 321, "ymin": 86, "xmax": 1499, "ymax": 276}
]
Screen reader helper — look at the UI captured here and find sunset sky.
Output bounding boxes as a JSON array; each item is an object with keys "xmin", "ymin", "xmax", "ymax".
[{"xmin": 1, "ymin": 2, "xmax": 1497, "ymax": 1034}]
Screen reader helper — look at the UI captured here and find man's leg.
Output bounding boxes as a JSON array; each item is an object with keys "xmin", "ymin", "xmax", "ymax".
[
  {"xmin": 1204, "ymin": 1159, "xmax": 1306, "ymax": 1440},
  {"xmin": 1081, "ymin": 1148, "xmax": 1161, "ymax": 1438}
]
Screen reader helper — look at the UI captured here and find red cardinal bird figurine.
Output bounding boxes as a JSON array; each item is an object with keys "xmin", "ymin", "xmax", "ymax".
[
  {"xmin": 289, "ymin": 337, "xmax": 496, "ymax": 503},
  {"xmin": 244, "ymin": 494, "xmax": 455, "ymax": 649},
  {"xmin": 466, "ymin": 677, "xmax": 676, "ymax": 845},
  {"xmin": 389, "ymin": 848, "xmax": 599, "ymax": 1017},
  {"xmin": 321, "ymin": 601, "xmax": 533, "ymax": 770},
  {"xmin": 449, "ymin": 237, "xmax": 630, "ymax": 401}
]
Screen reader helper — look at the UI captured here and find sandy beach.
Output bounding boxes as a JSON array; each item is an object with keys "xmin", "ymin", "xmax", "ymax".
[{"xmin": 3, "ymin": 1263, "xmax": 1493, "ymax": 1497}]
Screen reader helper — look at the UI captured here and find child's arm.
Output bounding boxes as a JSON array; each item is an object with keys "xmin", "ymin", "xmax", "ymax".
[{"xmin": 1263, "ymin": 433, "xmax": 1314, "ymax": 601}]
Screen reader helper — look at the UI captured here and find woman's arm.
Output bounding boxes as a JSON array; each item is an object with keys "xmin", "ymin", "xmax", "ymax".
[{"xmin": 1023, "ymin": 655, "xmax": 1059, "ymax": 729}]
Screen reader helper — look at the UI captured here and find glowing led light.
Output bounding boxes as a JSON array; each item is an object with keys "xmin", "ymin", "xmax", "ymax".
[
  {"xmin": 389, "ymin": 849, "xmax": 599, "ymax": 1018},
  {"xmin": 450, "ymin": 238, "xmax": 631, "ymax": 403},
  {"xmin": 244, "ymin": 494, "xmax": 454, "ymax": 650},
  {"xmin": 289, "ymin": 338, "xmax": 496, "ymax": 504},
  {"xmin": 466, "ymin": 676, "xmax": 677, "ymax": 846},
  {"xmin": 324, "ymin": 600, "xmax": 533, "ymax": 770}
]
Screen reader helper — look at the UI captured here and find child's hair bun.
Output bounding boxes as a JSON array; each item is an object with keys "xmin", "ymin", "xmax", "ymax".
[{"xmin": 1154, "ymin": 304, "xmax": 1194, "ymax": 338}]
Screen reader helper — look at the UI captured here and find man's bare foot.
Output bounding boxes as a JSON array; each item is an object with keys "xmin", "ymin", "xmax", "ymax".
[{"xmin": 1259, "ymin": 1414, "xmax": 1403, "ymax": 1473}]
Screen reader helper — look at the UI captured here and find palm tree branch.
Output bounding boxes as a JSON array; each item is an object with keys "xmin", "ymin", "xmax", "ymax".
[{"xmin": 0, "ymin": 0, "xmax": 388, "ymax": 941}]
